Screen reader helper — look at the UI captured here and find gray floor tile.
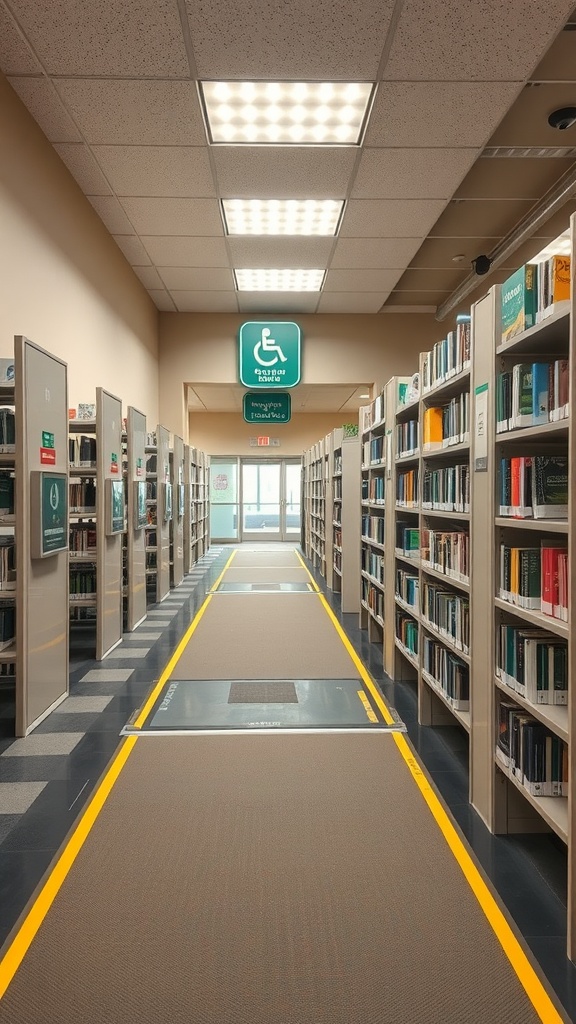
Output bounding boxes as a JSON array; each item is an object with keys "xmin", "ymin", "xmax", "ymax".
[
  {"xmin": 1, "ymin": 734, "xmax": 85, "ymax": 757},
  {"xmin": 54, "ymin": 696, "xmax": 113, "ymax": 714},
  {"xmin": 0, "ymin": 815, "xmax": 21, "ymax": 843},
  {"xmin": 0, "ymin": 782, "xmax": 48, "ymax": 812},
  {"xmin": 105, "ymin": 648, "xmax": 150, "ymax": 659},
  {"xmin": 80, "ymin": 669, "xmax": 134, "ymax": 683},
  {"xmin": 122, "ymin": 632, "xmax": 162, "ymax": 641},
  {"xmin": 137, "ymin": 621, "xmax": 171, "ymax": 627}
]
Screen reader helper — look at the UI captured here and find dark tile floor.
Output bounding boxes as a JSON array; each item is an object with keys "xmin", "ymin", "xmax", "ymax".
[{"xmin": 0, "ymin": 543, "xmax": 575, "ymax": 1021}]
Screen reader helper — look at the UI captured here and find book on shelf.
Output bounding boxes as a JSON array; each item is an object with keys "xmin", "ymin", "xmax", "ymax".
[
  {"xmin": 422, "ymin": 464, "xmax": 469, "ymax": 513},
  {"xmin": 396, "ymin": 568, "xmax": 419, "ymax": 610},
  {"xmin": 536, "ymin": 254, "xmax": 571, "ymax": 322},
  {"xmin": 69, "ymin": 525, "xmax": 97, "ymax": 555},
  {"xmin": 499, "ymin": 541, "xmax": 568, "ymax": 621},
  {"xmin": 396, "ymin": 610, "xmax": 419, "ymax": 657},
  {"xmin": 0, "ymin": 408, "xmax": 15, "ymax": 449},
  {"xmin": 398, "ymin": 373, "xmax": 420, "ymax": 408},
  {"xmin": 421, "ymin": 528, "xmax": 469, "ymax": 583},
  {"xmin": 396, "ymin": 523, "xmax": 420, "ymax": 558},
  {"xmin": 422, "ymin": 635, "xmax": 469, "ymax": 710},
  {"xmin": 362, "ymin": 548, "xmax": 384, "ymax": 584},
  {"xmin": 0, "ymin": 473, "xmax": 14, "ymax": 515},
  {"xmin": 70, "ymin": 480, "xmax": 96, "ymax": 512},
  {"xmin": 422, "ymin": 407, "xmax": 443, "ymax": 450},
  {"xmin": 69, "ymin": 565, "xmax": 97, "ymax": 597},
  {"xmin": 368, "ymin": 476, "xmax": 385, "ymax": 503},
  {"xmin": 499, "ymin": 455, "xmax": 568, "ymax": 519},
  {"xmin": 497, "ymin": 623, "xmax": 567, "ymax": 705},
  {"xmin": 422, "ymin": 581, "xmax": 469, "ymax": 653},
  {"xmin": 362, "ymin": 578, "xmax": 384, "ymax": 620},
  {"xmin": 69, "ymin": 434, "xmax": 97, "ymax": 466},
  {"xmin": 0, "ymin": 604, "xmax": 15, "ymax": 649},
  {"xmin": 497, "ymin": 700, "xmax": 568, "ymax": 796},
  {"xmin": 396, "ymin": 467, "xmax": 418, "ymax": 507},
  {"xmin": 422, "ymin": 316, "xmax": 471, "ymax": 392},
  {"xmin": 396, "ymin": 419, "xmax": 418, "ymax": 457},
  {"xmin": 362, "ymin": 514, "xmax": 385, "ymax": 545},
  {"xmin": 497, "ymin": 360, "xmax": 568, "ymax": 432},
  {"xmin": 501, "ymin": 264, "xmax": 537, "ymax": 344},
  {"xmin": 0, "ymin": 538, "xmax": 16, "ymax": 591}
]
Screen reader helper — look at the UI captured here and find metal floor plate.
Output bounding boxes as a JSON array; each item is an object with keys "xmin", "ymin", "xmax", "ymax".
[
  {"xmin": 125, "ymin": 678, "xmax": 405, "ymax": 732},
  {"xmin": 215, "ymin": 582, "xmax": 314, "ymax": 593}
]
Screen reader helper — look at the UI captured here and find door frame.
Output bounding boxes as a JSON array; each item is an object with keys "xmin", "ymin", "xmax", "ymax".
[{"xmin": 240, "ymin": 458, "xmax": 301, "ymax": 542}]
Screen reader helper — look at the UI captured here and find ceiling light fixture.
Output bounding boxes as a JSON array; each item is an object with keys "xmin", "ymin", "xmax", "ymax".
[
  {"xmin": 234, "ymin": 269, "xmax": 325, "ymax": 291},
  {"xmin": 222, "ymin": 199, "xmax": 344, "ymax": 236},
  {"xmin": 200, "ymin": 81, "xmax": 375, "ymax": 145}
]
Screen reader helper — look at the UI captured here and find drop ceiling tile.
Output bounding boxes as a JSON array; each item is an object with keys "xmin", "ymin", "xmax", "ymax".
[
  {"xmin": 148, "ymin": 290, "xmax": 177, "ymax": 312},
  {"xmin": 9, "ymin": 0, "xmax": 189, "ymax": 77},
  {"xmin": 454, "ymin": 156, "xmax": 575, "ymax": 199},
  {"xmin": 340, "ymin": 200, "xmax": 447, "ymax": 238},
  {"xmin": 87, "ymin": 195, "xmax": 135, "ymax": 234},
  {"xmin": 142, "ymin": 236, "xmax": 230, "ymax": 267},
  {"xmin": 118, "ymin": 198, "xmax": 223, "ymax": 236},
  {"xmin": 408, "ymin": 237, "xmax": 499, "ymax": 270},
  {"xmin": 317, "ymin": 292, "xmax": 391, "ymax": 313},
  {"xmin": 382, "ymin": 0, "xmax": 572, "ymax": 80},
  {"xmin": 323, "ymin": 269, "xmax": 401, "ymax": 291},
  {"xmin": 53, "ymin": 144, "xmax": 112, "ymax": 195},
  {"xmin": 132, "ymin": 266, "xmax": 164, "ymax": 289},
  {"xmin": 159, "ymin": 268, "xmax": 234, "ymax": 290},
  {"xmin": 186, "ymin": 0, "xmax": 395, "ymax": 79},
  {"xmin": 112, "ymin": 235, "xmax": 152, "ymax": 265},
  {"xmin": 54, "ymin": 80, "xmax": 206, "ymax": 146},
  {"xmin": 531, "ymin": 26, "xmax": 576, "ymax": 80},
  {"xmin": 237, "ymin": 293, "xmax": 319, "ymax": 314},
  {"xmin": 429, "ymin": 199, "xmax": 534, "ymax": 238},
  {"xmin": 8, "ymin": 77, "xmax": 82, "ymax": 142},
  {"xmin": 365, "ymin": 82, "xmax": 521, "ymax": 148},
  {"xmin": 352, "ymin": 149, "xmax": 479, "ymax": 199},
  {"xmin": 92, "ymin": 146, "xmax": 216, "ymax": 198},
  {"xmin": 499, "ymin": 237, "xmax": 558, "ymax": 269},
  {"xmin": 488, "ymin": 84, "xmax": 576, "ymax": 147},
  {"xmin": 331, "ymin": 237, "xmax": 423, "ymax": 269},
  {"xmin": 171, "ymin": 292, "xmax": 239, "ymax": 313},
  {"xmin": 213, "ymin": 148, "xmax": 357, "ymax": 199},
  {"xmin": 393, "ymin": 268, "xmax": 469, "ymax": 292},
  {"xmin": 227, "ymin": 237, "xmax": 334, "ymax": 269},
  {"xmin": 0, "ymin": 7, "xmax": 41, "ymax": 74},
  {"xmin": 385, "ymin": 289, "xmax": 448, "ymax": 307}
]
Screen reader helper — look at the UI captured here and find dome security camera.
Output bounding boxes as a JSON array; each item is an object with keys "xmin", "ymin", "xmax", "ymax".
[
  {"xmin": 472, "ymin": 255, "xmax": 492, "ymax": 276},
  {"xmin": 548, "ymin": 107, "xmax": 576, "ymax": 131}
]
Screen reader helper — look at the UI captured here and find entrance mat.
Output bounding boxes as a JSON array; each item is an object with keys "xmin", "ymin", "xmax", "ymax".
[
  {"xmin": 123, "ymin": 678, "xmax": 403, "ymax": 732},
  {"xmin": 216, "ymin": 582, "xmax": 313, "ymax": 593}
]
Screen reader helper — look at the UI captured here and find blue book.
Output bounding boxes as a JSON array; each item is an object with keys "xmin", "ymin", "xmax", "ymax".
[{"xmin": 532, "ymin": 362, "xmax": 550, "ymax": 424}]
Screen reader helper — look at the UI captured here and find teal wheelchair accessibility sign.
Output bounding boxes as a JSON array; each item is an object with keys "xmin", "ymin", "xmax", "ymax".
[{"xmin": 239, "ymin": 321, "xmax": 301, "ymax": 389}]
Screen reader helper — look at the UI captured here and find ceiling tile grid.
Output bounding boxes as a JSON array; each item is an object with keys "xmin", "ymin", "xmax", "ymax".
[{"xmin": 1, "ymin": 0, "xmax": 576, "ymax": 317}]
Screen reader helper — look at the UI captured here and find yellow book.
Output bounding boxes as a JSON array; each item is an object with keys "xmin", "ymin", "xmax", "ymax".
[
  {"xmin": 423, "ymin": 407, "xmax": 443, "ymax": 447},
  {"xmin": 510, "ymin": 547, "xmax": 519, "ymax": 603},
  {"xmin": 550, "ymin": 255, "xmax": 571, "ymax": 303}
]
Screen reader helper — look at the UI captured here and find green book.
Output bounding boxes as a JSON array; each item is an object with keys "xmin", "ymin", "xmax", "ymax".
[
  {"xmin": 501, "ymin": 264, "xmax": 537, "ymax": 344},
  {"xmin": 531, "ymin": 455, "xmax": 568, "ymax": 519}
]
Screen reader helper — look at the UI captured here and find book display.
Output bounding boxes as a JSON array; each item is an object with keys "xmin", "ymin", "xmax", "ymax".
[
  {"xmin": 69, "ymin": 388, "xmax": 124, "ymax": 659},
  {"xmin": 470, "ymin": 222, "xmax": 575, "ymax": 958}
]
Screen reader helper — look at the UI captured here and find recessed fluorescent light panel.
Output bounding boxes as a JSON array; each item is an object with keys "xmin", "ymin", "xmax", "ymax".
[
  {"xmin": 201, "ymin": 81, "xmax": 374, "ymax": 145},
  {"xmin": 222, "ymin": 199, "xmax": 344, "ymax": 236},
  {"xmin": 235, "ymin": 269, "xmax": 325, "ymax": 291}
]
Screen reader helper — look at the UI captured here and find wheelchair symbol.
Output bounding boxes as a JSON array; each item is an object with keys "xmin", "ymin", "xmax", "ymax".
[{"xmin": 254, "ymin": 328, "xmax": 287, "ymax": 367}]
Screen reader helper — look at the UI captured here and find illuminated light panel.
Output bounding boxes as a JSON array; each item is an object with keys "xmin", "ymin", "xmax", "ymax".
[
  {"xmin": 222, "ymin": 199, "xmax": 344, "ymax": 236},
  {"xmin": 234, "ymin": 269, "xmax": 325, "ymax": 291},
  {"xmin": 200, "ymin": 81, "xmax": 374, "ymax": 145}
]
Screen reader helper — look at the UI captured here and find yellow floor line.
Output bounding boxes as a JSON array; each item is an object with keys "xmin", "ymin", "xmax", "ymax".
[
  {"xmin": 296, "ymin": 553, "xmax": 564, "ymax": 1024},
  {"xmin": 0, "ymin": 551, "xmax": 235, "ymax": 1001}
]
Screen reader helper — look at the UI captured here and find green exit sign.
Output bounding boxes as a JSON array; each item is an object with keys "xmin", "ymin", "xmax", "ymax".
[
  {"xmin": 239, "ymin": 321, "xmax": 301, "ymax": 389},
  {"xmin": 243, "ymin": 392, "xmax": 291, "ymax": 423}
]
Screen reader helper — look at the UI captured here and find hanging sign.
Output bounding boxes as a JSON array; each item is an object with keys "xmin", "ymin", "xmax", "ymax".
[
  {"xmin": 243, "ymin": 392, "xmax": 291, "ymax": 423},
  {"xmin": 239, "ymin": 322, "xmax": 301, "ymax": 389}
]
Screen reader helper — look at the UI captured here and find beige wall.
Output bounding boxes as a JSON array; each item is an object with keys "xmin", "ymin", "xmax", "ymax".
[
  {"xmin": 0, "ymin": 74, "xmax": 159, "ymax": 421},
  {"xmin": 160, "ymin": 311, "xmax": 444, "ymax": 441},
  {"xmin": 189, "ymin": 411, "xmax": 355, "ymax": 457}
]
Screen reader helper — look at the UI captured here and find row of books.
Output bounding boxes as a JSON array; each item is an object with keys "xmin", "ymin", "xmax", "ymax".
[
  {"xmin": 362, "ymin": 514, "xmax": 385, "ymax": 546},
  {"xmin": 396, "ymin": 523, "xmax": 420, "ymax": 558},
  {"xmin": 333, "ymin": 451, "xmax": 342, "ymax": 475},
  {"xmin": 333, "ymin": 478, "xmax": 342, "ymax": 501},
  {"xmin": 422, "ymin": 528, "xmax": 469, "ymax": 584},
  {"xmin": 69, "ymin": 435, "xmax": 96, "ymax": 466},
  {"xmin": 0, "ymin": 473, "xmax": 14, "ymax": 515},
  {"xmin": 422, "ymin": 464, "xmax": 470, "ymax": 514},
  {"xmin": 499, "ymin": 542, "xmax": 568, "ymax": 621},
  {"xmin": 397, "ymin": 373, "xmax": 420, "ymax": 409},
  {"xmin": 333, "ymin": 549, "xmax": 342, "ymax": 573},
  {"xmin": 362, "ymin": 548, "xmax": 384, "ymax": 584},
  {"xmin": 396, "ymin": 419, "xmax": 418, "ymax": 458},
  {"xmin": 422, "ymin": 394, "xmax": 469, "ymax": 450},
  {"xmin": 147, "ymin": 481, "xmax": 157, "ymax": 500},
  {"xmin": 0, "ymin": 539, "xmax": 15, "ymax": 591},
  {"xmin": 362, "ymin": 578, "xmax": 384, "ymax": 621},
  {"xmin": 421, "ymin": 317, "xmax": 471, "ymax": 393},
  {"xmin": 69, "ymin": 566, "xmax": 96, "ymax": 596},
  {"xmin": 396, "ymin": 611, "xmax": 418, "ymax": 657},
  {"xmin": 364, "ymin": 476, "xmax": 384, "ymax": 503},
  {"xmin": 497, "ymin": 624, "xmax": 567, "ymax": 705},
  {"xmin": 395, "ymin": 568, "xmax": 419, "ymax": 609},
  {"xmin": 0, "ymin": 605, "xmax": 15, "ymax": 649},
  {"xmin": 69, "ymin": 526, "xmax": 97, "ymax": 554},
  {"xmin": 362, "ymin": 435, "xmax": 385, "ymax": 466},
  {"xmin": 70, "ymin": 481, "xmax": 96, "ymax": 512},
  {"xmin": 0, "ymin": 408, "xmax": 15, "ymax": 451},
  {"xmin": 396, "ymin": 468, "xmax": 418, "ymax": 507},
  {"xmin": 499, "ymin": 455, "xmax": 567, "ymax": 520},
  {"xmin": 496, "ymin": 360, "xmax": 568, "ymax": 432},
  {"xmin": 500, "ymin": 256, "xmax": 570, "ymax": 345},
  {"xmin": 334, "ymin": 527, "xmax": 342, "ymax": 548},
  {"xmin": 422, "ymin": 637, "xmax": 469, "ymax": 711},
  {"xmin": 497, "ymin": 700, "xmax": 568, "ymax": 797},
  {"xmin": 422, "ymin": 581, "xmax": 469, "ymax": 654}
]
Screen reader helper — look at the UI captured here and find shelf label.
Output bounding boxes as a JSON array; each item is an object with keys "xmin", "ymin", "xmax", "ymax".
[
  {"xmin": 42, "ymin": 430, "xmax": 54, "ymax": 449},
  {"xmin": 40, "ymin": 447, "xmax": 56, "ymax": 465},
  {"xmin": 111, "ymin": 452, "xmax": 119, "ymax": 475},
  {"xmin": 136, "ymin": 457, "xmax": 143, "ymax": 478},
  {"xmin": 243, "ymin": 391, "xmax": 291, "ymax": 423},
  {"xmin": 239, "ymin": 322, "xmax": 301, "ymax": 389},
  {"xmin": 474, "ymin": 383, "xmax": 489, "ymax": 472}
]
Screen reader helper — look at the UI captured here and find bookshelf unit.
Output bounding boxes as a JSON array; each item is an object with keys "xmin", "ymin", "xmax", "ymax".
[
  {"xmin": 303, "ymin": 437, "xmax": 327, "ymax": 579},
  {"xmin": 145, "ymin": 424, "xmax": 171, "ymax": 604},
  {"xmin": 125, "ymin": 406, "xmax": 147, "ymax": 631},
  {"xmin": 184, "ymin": 445, "xmax": 210, "ymax": 570},
  {"xmin": 331, "ymin": 429, "xmax": 361, "ymax": 612},
  {"xmin": 69, "ymin": 387, "xmax": 124, "ymax": 660},
  {"xmin": 470, "ymin": 218, "xmax": 575, "ymax": 958},
  {"xmin": 170, "ymin": 434, "xmax": 185, "ymax": 589},
  {"xmin": 359, "ymin": 390, "xmax": 387, "ymax": 648},
  {"xmin": 10, "ymin": 336, "xmax": 69, "ymax": 735}
]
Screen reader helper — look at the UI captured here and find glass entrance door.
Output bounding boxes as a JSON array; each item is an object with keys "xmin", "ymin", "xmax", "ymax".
[{"xmin": 241, "ymin": 460, "xmax": 301, "ymax": 541}]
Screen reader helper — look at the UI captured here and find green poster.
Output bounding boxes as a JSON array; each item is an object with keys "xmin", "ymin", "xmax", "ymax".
[
  {"xmin": 41, "ymin": 473, "xmax": 67, "ymax": 555},
  {"xmin": 109, "ymin": 480, "xmax": 124, "ymax": 534}
]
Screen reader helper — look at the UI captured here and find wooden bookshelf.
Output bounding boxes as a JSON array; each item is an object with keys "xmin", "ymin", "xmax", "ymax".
[{"xmin": 470, "ymin": 218, "xmax": 575, "ymax": 959}]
